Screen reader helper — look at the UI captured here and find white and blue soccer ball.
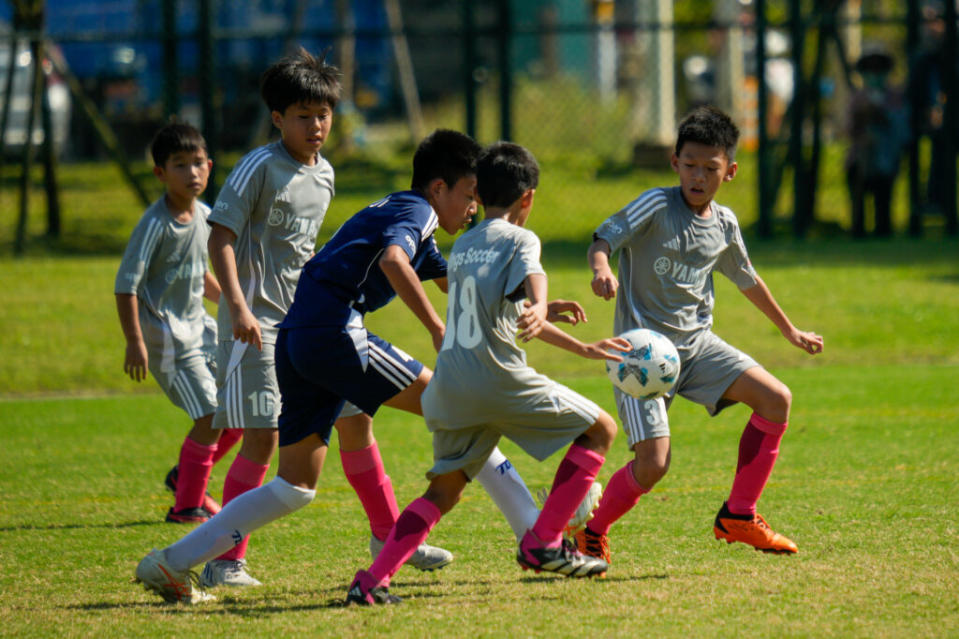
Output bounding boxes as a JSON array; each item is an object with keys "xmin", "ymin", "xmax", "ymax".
[{"xmin": 606, "ymin": 328, "xmax": 680, "ymax": 399}]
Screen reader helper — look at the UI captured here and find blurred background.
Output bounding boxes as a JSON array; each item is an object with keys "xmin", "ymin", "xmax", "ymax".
[{"xmin": 1, "ymin": 0, "xmax": 957, "ymax": 254}]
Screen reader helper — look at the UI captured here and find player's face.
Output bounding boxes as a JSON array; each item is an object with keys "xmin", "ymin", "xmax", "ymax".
[
  {"xmin": 155, "ymin": 149, "xmax": 211, "ymax": 204},
  {"xmin": 273, "ymin": 100, "xmax": 333, "ymax": 165},
  {"xmin": 671, "ymin": 141, "xmax": 737, "ymax": 215},
  {"xmin": 432, "ymin": 175, "xmax": 478, "ymax": 234}
]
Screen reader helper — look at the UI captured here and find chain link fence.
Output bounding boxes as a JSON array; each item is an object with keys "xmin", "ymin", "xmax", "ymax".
[{"xmin": 2, "ymin": 0, "xmax": 956, "ymax": 247}]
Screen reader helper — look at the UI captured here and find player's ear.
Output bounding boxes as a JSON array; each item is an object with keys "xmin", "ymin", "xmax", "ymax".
[
  {"xmin": 427, "ymin": 176, "xmax": 446, "ymax": 200},
  {"xmin": 270, "ymin": 110, "xmax": 284, "ymax": 130},
  {"xmin": 724, "ymin": 161, "xmax": 738, "ymax": 182},
  {"xmin": 152, "ymin": 165, "xmax": 165, "ymax": 180},
  {"xmin": 670, "ymin": 153, "xmax": 680, "ymax": 173}
]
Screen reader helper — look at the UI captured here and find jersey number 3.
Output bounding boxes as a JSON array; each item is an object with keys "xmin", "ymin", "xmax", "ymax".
[{"xmin": 442, "ymin": 276, "xmax": 481, "ymax": 350}]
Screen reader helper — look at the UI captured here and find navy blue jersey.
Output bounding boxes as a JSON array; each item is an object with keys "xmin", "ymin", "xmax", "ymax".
[{"xmin": 280, "ymin": 190, "xmax": 447, "ymax": 328}]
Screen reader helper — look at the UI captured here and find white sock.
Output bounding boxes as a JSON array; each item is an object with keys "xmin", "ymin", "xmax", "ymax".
[
  {"xmin": 476, "ymin": 447, "xmax": 540, "ymax": 541},
  {"xmin": 164, "ymin": 477, "xmax": 315, "ymax": 571}
]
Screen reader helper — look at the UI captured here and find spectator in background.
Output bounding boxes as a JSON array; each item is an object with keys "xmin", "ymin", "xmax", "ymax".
[{"xmin": 844, "ymin": 46, "xmax": 908, "ymax": 238}]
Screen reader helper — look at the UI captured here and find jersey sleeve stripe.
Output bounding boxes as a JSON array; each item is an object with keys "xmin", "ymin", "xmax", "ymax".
[
  {"xmin": 226, "ymin": 147, "xmax": 271, "ymax": 197},
  {"xmin": 624, "ymin": 189, "xmax": 667, "ymax": 229}
]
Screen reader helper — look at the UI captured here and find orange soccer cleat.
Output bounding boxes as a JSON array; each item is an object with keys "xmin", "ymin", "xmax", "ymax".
[
  {"xmin": 574, "ymin": 527, "xmax": 612, "ymax": 564},
  {"xmin": 713, "ymin": 501, "xmax": 798, "ymax": 554}
]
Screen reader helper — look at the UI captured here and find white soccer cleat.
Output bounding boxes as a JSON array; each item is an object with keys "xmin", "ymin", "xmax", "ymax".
[
  {"xmin": 199, "ymin": 558, "xmax": 263, "ymax": 588},
  {"xmin": 537, "ymin": 481, "xmax": 603, "ymax": 536},
  {"xmin": 369, "ymin": 535, "xmax": 454, "ymax": 572},
  {"xmin": 135, "ymin": 548, "xmax": 216, "ymax": 604}
]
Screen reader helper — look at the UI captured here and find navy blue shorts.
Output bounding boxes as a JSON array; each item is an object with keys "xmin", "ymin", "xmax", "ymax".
[{"xmin": 275, "ymin": 319, "xmax": 424, "ymax": 447}]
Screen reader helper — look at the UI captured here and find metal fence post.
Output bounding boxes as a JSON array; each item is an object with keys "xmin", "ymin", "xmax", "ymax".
[
  {"xmin": 756, "ymin": 0, "xmax": 772, "ymax": 238},
  {"xmin": 497, "ymin": 0, "xmax": 512, "ymax": 141},
  {"xmin": 198, "ymin": 0, "xmax": 217, "ymax": 201},
  {"xmin": 463, "ymin": 1, "xmax": 477, "ymax": 140},
  {"xmin": 162, "ymin": 0, "xmax": 179, "ymax": 119},
  {"xmin": 942, "ymin": 0, "xmax": 958, "ymax": 235}
]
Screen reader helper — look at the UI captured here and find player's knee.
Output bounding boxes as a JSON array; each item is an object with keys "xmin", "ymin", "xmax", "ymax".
[
  {"xmin": 632, "ymin": 449, "xmax": 669, "ymax": 487},
  {"xmin": 764, "ymin": 381, "xmax": 792, "ymax": 423},
  {"xmin": 583, "ymin": 413, "xmax": 617, "ymax": 453}
]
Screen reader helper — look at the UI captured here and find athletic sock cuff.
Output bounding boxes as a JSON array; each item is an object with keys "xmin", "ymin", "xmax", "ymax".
[
  {"xmin": 749, "ymin": 412, "xmax": 788, "ymax": 436},
  {"xmin": 407, "ymin": 497, "xmax": 442, "ymax": 527},
  {"xmin": 340, "ymin": 441, "xmax": 383, "ymax": 475},
  {"xmin": 565, "ymin": 444, "xmax": 605, "ymax": 474},
  {"xmin": 266, "ymin": 477, "xmax": 316, "ymax": 510}
]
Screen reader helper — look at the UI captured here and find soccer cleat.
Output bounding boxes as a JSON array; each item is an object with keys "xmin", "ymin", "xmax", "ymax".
[
  {"xmin": 345, "ymin": 569, "xmax": 402, "ymax": 606},
  {"xmin": 516, "ymin": 529, "xmax": 608, "ymax": 578},
  {"xmin": 369, "ymin": 535, "xmax": 454, "ymax": 572},
  {"xmin": 574, "ymin": 526, "xmax": 611, "ymax": 563},
  {"xmin": 165, "ymin": 507, "xmax": 211, "ymax": 524},
  {"xmin": 164, "ymin": 465, "xmax": 222, "ymax": 515},
  {"xmin": 713, "ymin": 501, "xmax": 798, "ymax": 554},
  {"xmin": 536, "ymin": 481, "xmax": 603, "ymax": 537},
  {"xmin": 135, "ymin": 548, "xmax": 216, "ymax": 604},
  {"xmin": 199, "ymin": 559, "xmax": 263, "ymax": 588}
]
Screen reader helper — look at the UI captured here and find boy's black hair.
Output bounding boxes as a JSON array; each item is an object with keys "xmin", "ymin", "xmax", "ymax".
[
  {"xmin": 260, "ymin": 47, "xmax": 341, "ymax": 114},
  {"xmin": 476, "ymin": 142, "xmax": 539, "ymax": 209},
  {"xmin": 410, "ymin": 129, "xmax": 481, "ymax": 192},
  {"xmin": 675, "ymin": 105, "xmax": 740, "ymax": 160},
  {"xmin": 150, "ymin": 121, "xmax": 207, "ymax": 167}
]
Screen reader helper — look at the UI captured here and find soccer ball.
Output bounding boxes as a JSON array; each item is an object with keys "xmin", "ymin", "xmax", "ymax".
[{"xmin": 606, "ymin": 328, "xmax": 681, "ymax": 399}]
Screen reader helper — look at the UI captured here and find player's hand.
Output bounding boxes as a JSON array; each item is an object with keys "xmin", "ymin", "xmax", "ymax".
[
  {"xmin": 582, "ymin": 336, "xmax": 631, "ymax": 361},
  {"xmin": 591, "ymin": 269, "xmax": 618, "ymax": 300},
  {"xmin": 124, "ymin": 341, "xmax": 148, "ymax": 382},
  {"xmin": 431, "ymin": 325, "xmax": 445, "ymax": 353},
  {"xmin": 547, "ymin": 299, "xmax": 587, "ymax": 326},
  {"xmin": 517, "ymin": 300, "xmax": 549, "ymax": 342},
  {"xmin": 788, "ymin": 328, "xmax": 823, "ymax": 355},
  {"xmin": 233, "ymin": 307, "xmax": 263, "ymax": 351}
]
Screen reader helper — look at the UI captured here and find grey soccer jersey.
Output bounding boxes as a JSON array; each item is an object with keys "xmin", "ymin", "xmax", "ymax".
[
  {"xmin": 594, "ymin": 186, "xmax": 758, "ymax": 352},
  {"xmin": 425, "ymin": 219, "xmax": 565, "ymax": 427},
  {"xmin": 209, "ymin": 141, "xmax": 334, "ymax": 344},
  {"xmin": 115, "ymin": 197, "xmax": 215, "ymax": 361}
]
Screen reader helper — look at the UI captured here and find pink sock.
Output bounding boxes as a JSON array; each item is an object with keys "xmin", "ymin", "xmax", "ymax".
[
  {"xmin": 174, "ymin": 438, "xmax": 216, "ymax": 511},
  {"xmin": 531, "ymin": 445, "xmax": 605, "ymax": 545},
  {"xmin": 341, "ymin": 441, "xmax": 399, "ymax": 541},
  {"xmin": 727, "ymin": 413, "xmax": 787, "ymax": 516},
  {"xmin": 212, "ymin": 429, "xmax": 243, "ymax": 465},
  {"xmin": 586, "ymin": 461, "xmax": 649, "ymax": 535},
  {"xmin": 368, "ymin": 497, "xmax": 441, "ymax": 585},
  {"xmin": 216, "ymin": 454, "xmax": 269, "ymax": 561}
]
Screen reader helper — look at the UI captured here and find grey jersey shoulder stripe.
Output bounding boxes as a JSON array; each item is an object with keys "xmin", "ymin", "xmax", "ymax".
[
  {"xmin": 227, "ymin": 147, "xmax": 272, "ymax": 197},
  {"xmin": 138, "ymin": 217, "xmax": 163, "ymax": 263},
  {"xmin": 624, "ymin": 189, "xmax": 667, "ymax": 228}
]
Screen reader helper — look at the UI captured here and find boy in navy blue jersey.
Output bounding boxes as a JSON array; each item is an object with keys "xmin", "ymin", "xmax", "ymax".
[{"xmin": 134, "ymin": 129, "xmax": 545, "ymax": 604}]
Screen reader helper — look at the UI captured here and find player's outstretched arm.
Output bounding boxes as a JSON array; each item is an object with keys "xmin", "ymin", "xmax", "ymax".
[
  {"xmin": 379, "ymin": 244, "xmax": 446, "ymax": 351},
  {"xmin": 587, "ymin": 239, "xmax": 618, "ymax": 300},
  {"xmin": 116, "ymin": 293, "xmax": 148, "ymax": 382},
  {"xmin": 534, "ymin": 322, "xmax": 630, "ymax": 361},
  {"xmin": 741, "ymin": 275, "xmax": 823, "ymax": 355},
  {"xmin": 209, "ymin": 223, "xmax": 261, "ymax": 350}
]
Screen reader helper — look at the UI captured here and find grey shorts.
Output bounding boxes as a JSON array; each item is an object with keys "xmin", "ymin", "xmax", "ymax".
[
  {"xmin": 616, "ymin": 331, "xmax": 759, "ymax": 446},
  {"xmin": 150, "ymin": 350, "xmax": 217, "ymax": 421},
  {"xmin": 426, "ymin": 380, "xmax": 600, "ymax": 480},
  {"xmin": 212, "ymin": 340, "xmax": 363, "ymax": 430}
]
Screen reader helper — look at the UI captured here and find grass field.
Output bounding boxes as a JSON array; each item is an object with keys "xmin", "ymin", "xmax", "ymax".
[{"xmin": 2, "ymin": 137, "xmax": 958, "ymax": 636}]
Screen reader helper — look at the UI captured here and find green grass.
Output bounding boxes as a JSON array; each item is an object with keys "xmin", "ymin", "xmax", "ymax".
[
  {"xmin": 2, "ymin": 138, "xmax": 958, "ymax": 635},
  {"xmin": 0, "ymin": 365, "xmax": 957, "ymax": 637}
]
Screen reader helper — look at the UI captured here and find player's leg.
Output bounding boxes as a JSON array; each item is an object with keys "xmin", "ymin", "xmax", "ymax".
[
  {"xmin": 201, "ymin": 340, "xmax": 280, "ymax": 586},
  {"xmin": 136, "ymin": 433, "xmax": 324, "ymax": 603},
  {"xmin": 386, "ymin": 364, "xmax": 542, "ymax": 543},
  {"xmin": 712, "ymin": 366, "xmax": 797, "ymax": 553},
  {"xmin": 347, "ymin": 471, "xmax": 469, "ymax": 606},
  {"xmin": 160, "ymin": 357, "xmax": 224, "ymax": 521},
  {"xmin": 576, "ymin": 393, "xmax": 670, "ymax": 562}
]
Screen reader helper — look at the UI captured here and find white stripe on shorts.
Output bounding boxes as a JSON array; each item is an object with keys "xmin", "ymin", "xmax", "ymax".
[
  {"xmin": 369, "ymin": 342, "xmax": 416, "ymax": 390},
  {"xmin": 172, "ymin": 371, "xmax": 201, "ymax": 419},
  {"xmin": 556, "ymin": 386, "xmax": 600, "ymax": 424},
  {"xmin": 227, "ymin": 365, "xmax": 245, "ymax": 429},
  {"xmin": 621, "ymin": 394, "xmax": 646, "ymax": 443}
]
